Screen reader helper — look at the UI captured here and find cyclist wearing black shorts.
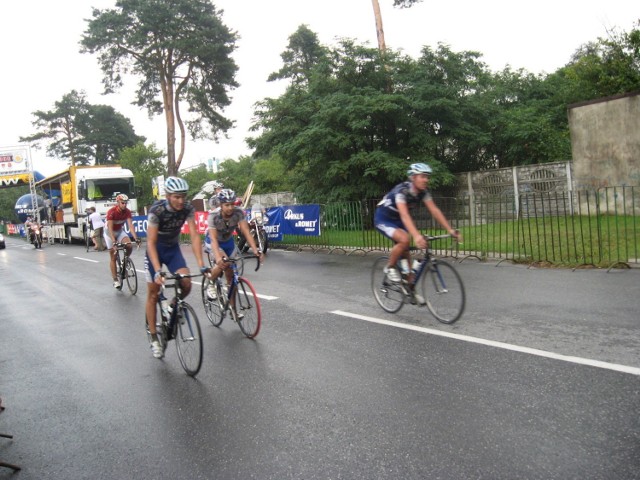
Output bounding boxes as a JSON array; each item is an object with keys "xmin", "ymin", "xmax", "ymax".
[
  {"xmin": 374, "ymin": 163, "xmax": 462, "ymax": 292},
  {"xmin": 145, "ymin": 176, "xmax": 209, "ymax": 359}
]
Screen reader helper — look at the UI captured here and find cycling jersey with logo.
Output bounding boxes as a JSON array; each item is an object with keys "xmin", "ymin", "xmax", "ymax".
[
  {"xmin": 106, "ymin": 206, "xmax": 132, "ymax": 232},
  {"xmin": 208, "ymin": 207, "xmax": 245, "ymax": 243},
  {"xmin": 147, "ymin": 199, "xmax": 195, "ymax": 246},
  {"xmin": 376, "ymin": 181, "xmax": 432, "ymax": 221}
]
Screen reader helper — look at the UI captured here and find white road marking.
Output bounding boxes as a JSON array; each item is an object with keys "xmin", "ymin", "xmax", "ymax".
[
  {"xmin": 331, "ymin": 310, "xmax": 640, "ymax": 376},
  {"xmin": 74, "ymin": 257, "xmax": 100, "ymax": 263}
]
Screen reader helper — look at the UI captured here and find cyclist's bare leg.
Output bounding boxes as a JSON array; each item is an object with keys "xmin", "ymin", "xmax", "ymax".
[
  {"xmin": 109, "ymin": 248, "xmax": 118, "ymax": 280},
  {"xmin": 175, "ymin": 267, "xmax": 192, "ymax": 299},
  {"xmin": 388, "ymin": 229, "xmax": 411, "ymax": 270},
  {"xmin": 146, "ymin": 281, "xmax": 161, "ymax": 335},
  {"xmin": 121, "ymin": 236, "xmax": 133, "ymax": 257}
]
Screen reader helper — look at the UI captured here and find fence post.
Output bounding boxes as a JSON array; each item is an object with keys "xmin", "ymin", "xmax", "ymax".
[
  {"xmin": 467, "ymin": 172, "xmax": 475, "ymax": 226},
  {"xmin": 512, "ymin": 167, "xmax": 520, "ymax": 218}
]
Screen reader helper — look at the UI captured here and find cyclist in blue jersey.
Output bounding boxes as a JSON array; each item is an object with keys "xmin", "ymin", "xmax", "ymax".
[
  {"xmin": 374, "ymin": 163, "xmax": 462, "ymax": 295},
  {"xmin": 206, "ymin": 189, "xmax": 264, "ymax": 307},
  {"xmin": 144, "ymin": 176, "xmax": 209, "ymax": 359}
]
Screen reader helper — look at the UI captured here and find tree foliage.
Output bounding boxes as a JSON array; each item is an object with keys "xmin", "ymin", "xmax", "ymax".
[
  {"xmin": 118, "ymin": 143, "xmax": 166, "ymax": 209},
  {"xmin": 248, "ymin": 19, "xmax": 640, "ymax": 202},
  {"xmin": 19, "ymin": 90, "xmax": 143, "ymax": 167},
  {"xmin": 81, "ymin": 0, "xmax": 239, "ymax": 176}
]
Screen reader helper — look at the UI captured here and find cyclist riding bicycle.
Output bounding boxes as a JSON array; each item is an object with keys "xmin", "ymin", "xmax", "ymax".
[
  {"xmin": 374, "ymin": 162, "xmax": 462, "ymax": 301},
  {"xmin": 206, "ymin": 189, "xmax": 264, "ymax": 310},
  {"xmin": 203, "ymin": 180, "xmax": 224, "ymax": 255},
  {"xmin": 145, "ymin": 176, "xmax": 209, "ymax": 359},
  {"xmin": 104, "ymin": 194, "xmax": 141, "ymax": 289}
]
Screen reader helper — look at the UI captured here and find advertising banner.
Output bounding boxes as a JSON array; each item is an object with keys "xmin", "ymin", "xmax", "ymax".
[
  {"xmin": 124, "ymin": 206, "xmax": 321, "ymax": 240},
  {"xmin": 0, "ymin": 147, "xmax": 29, "ymax": 175},
  {"xmin": 0, "ymin": 146, "xmax": 31, "ymax": 189},
  {"xmin": 124, "ymin": 211, "xmax": 209, "ymax": 238},
  {"xmin": 264, "ymin": 205, "xmax": 321, "ymax": 241}
]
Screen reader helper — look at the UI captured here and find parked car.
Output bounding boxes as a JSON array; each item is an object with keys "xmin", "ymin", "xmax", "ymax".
[{"xmin": 0, "ymin": 233, "xmax": 5, "ymax": 249}]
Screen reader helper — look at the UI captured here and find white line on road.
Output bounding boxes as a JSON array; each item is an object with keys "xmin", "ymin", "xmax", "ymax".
[
  {"xmin": 331, "ymin": 310, "xmax": 640, "ymax": 376},
  {"xmin": 74, "ymin": 257, "xmax": 100, "ymax": 263}
]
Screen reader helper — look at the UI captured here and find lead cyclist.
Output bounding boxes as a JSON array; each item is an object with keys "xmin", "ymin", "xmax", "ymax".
[{"xmin": 373, "ymin": 162, "xmax": 462, "ymax": 301}]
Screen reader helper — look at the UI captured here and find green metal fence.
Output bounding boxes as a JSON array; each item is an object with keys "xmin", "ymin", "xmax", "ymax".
[{"xmin": 273, "ymin": 186, "xmax": 639, "ymax": 268}]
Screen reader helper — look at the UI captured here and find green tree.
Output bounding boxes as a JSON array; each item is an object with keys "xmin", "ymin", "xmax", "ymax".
[
  {"xmin": 20, "ymin": 90, "xmax": 143, "ymax": 167},
  {"xmin": 216, "ymin": 156, "xmax": 254, "ymax": 195},
  {"xmin": 118, "ymin": 143, "xmax": 165, "ymax": 209},
  {"xmin": 82, "ymin": 105, "xmax": 145, "ymax": 165},
  {"xmin": 253, "ymin": 155, "xmax": 294, "ymax": 193},
  {"xmin": 81, "ymin": 0, "xmax": 239, "ymax": 176},
  {"xmin": 181, "ymin": 164, "xmax": 216, "ymax": 199},
  {"xmin": 268, "ymin": 25, "xmax": 328, "ymax": 86},
  {"xmin": 0, "ymin": 186, "xmax": 29, "ymax": 223},
  {"xmin": 19, "ymin": 90, "xmax": 92, "ymax": 166}
]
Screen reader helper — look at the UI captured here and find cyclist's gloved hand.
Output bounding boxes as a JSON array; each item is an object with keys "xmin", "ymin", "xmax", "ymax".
[{"xmin": 200, "ymin": 266, "xmax": 211, "ymax": 275}]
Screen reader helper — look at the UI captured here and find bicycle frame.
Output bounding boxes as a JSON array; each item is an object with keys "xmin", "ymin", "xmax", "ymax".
[
  {"xmin": 215, "ymin": 255, "xmax": 261, "ymax": 319},
  {"xmin": 159, "ymin": 273, "xmax": 193, "ymax": 336},
  {"xmin": 152, "ymin": 272, "xmax": 203, "ymax": 376},
  {"xmin": 403, "ymin": 234, "xmax": 452, "ymax": 289}
]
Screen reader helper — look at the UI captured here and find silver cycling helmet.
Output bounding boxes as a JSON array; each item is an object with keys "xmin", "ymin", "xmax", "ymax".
[
  {"xmin": 212, "ymin": 180, "xmax": 224, "ymax": 189},
  {"xmin": 217, "ymin": 188, "xmax": 237, "ymax": 204},
  {"xmin": 164, "ymin": 176, "xmax": 189, "ymax": 194},
  {"xmin": 407, "ymin": 162, "xmax": 432, "ymax": 177}
]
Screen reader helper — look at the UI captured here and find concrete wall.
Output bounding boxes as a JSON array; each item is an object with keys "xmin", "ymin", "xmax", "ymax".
[{"xmin": 568, "ymin": 92, "xmax": 640, "ymax": 189}]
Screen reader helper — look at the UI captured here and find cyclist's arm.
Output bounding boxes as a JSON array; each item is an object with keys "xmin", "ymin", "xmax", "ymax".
[
  {"xmin": 106, "ymin": 219, "xmax": 117, "ymax": 245},
  {"xmin": 208, "ymin": 227, "xmax": 224, "ymax": 265},
  {"xmin": 187, "ymin": 217, "xmax": 205, "ymax": 270},
  {"xmin": 126, "ymin": 216, "xmax": 139, "ymax": 241},
  {"xmin": 146, "ymin": 225, "xmax": 163, "ymax": 285},
  {"xmin": 237, "ymin": 219, "xmax": 262, "ymax": 257},
  {"xmin": 424, "ymin": 198, "xmax": 462, "ymax": 241}
]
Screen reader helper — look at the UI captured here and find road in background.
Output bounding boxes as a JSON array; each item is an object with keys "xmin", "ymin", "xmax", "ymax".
[{"xmin": 1, "ymin": 237, "xmax": 639, "ymax": 479}]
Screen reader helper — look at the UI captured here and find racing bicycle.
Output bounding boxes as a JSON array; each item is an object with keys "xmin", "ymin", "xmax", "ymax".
[
  {"xmin": 201, "ymin": 254, "xmax": 262, "ymax": 338},
  {"xmin": 146, "ymin": 272, "xmax": 203, "ymax": 377},
  {"xmin": 114, "ymin": 240, "xmax": 140, "ymax": 295},
  {"xmin": 371, "ymin": 234, "xmax": 466, "ymax": 324}
]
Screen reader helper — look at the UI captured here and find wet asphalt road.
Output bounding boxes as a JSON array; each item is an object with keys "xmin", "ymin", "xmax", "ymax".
[{"xmin": 1, "ymin": 237, "xmax": 639, "ymax": 479}]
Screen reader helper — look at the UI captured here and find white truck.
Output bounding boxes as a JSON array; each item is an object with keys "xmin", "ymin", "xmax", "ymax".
[{"xmin": 36, "ymin": 165, "xmax": 138, "ymax": 243}]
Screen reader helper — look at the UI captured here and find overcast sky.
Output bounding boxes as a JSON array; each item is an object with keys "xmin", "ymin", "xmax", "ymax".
[{"xmin": 0, "ymin": 0, "xmax": 637, "ymax": 176}]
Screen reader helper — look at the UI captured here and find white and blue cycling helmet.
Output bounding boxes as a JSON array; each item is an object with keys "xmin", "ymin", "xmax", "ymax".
[
  {"xmin": 407, "ymin": 163, "xmax": 432, "ymax": 177},
  {"xmin": 164, "ymin": 176, "xmax": 189, "ymax": 194},
  {"xmin": 217, "ymin": 189, "xmax": 237, "ymax": 204}
]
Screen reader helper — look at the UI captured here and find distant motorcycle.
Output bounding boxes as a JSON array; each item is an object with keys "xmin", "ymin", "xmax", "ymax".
[
  {"xmin": 237, "ymin": 205, "xmax": 269, "ymax": 254},
  {"xmin": 29, "ymin": 223, "xmax": 43, "ymax": 249}
]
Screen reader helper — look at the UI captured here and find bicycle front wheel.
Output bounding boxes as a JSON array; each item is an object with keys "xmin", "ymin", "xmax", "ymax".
[
  {"xmin": 85, "ymin": 230, "xmax": 91, "ymax": 252},
  {"xmin": 421, "ymin": 260, "xmax": 465, "ymax": 324},
  {"xmin": 201, "ymin": 277, "xmax": 224, "ymax": 326},
  {"xmin": 235, "ymin": 277, "xmax": 261, "ymax": 338},
  {"xmin": 174, "ymin": 302, "xmax": 203, "ymax": 377},
  {"xmin": 124, "ymin": 258, "xmax": 138, "ymax": 295},
  {"xmin": 371, "ymin": 256, "xmax": 404, "ymax": 313}
]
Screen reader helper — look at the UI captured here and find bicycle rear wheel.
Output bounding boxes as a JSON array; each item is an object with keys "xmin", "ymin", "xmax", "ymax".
[
  {"xmin": 235, "ymin": 277, "xmax": 261, "ymax": 338},
  {"xmin": 201, "ymin": 277, "xmax": 224, "ymax": 326},
  {"xmin": 421, "ymin": 260, "xmax": 465, "ymax": 324},
  {"xmin": 124, "ymin": 258, "xmax": 138, "ymax": 295},
  {"xmin": 174, "ymin": 302, "xmax": 203, "ymax": 377},
  {"xmin": 371, "ymin": 256, "xmax": 405, "ymax": 313}
]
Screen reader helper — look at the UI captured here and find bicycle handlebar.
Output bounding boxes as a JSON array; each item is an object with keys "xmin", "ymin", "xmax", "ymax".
[
  {"xmin": 222, "ymin": 254, "xmax": 262, "ymax": 272},
  {"xmin": 158, "ymin": 272, "xmax": 202, "ymax": 281},
  {"xmin": 114, "ymin": 239, "xmax": 141, "ymax": 250},
  {"xmin": 409, "ymin": 233, "xmax": 460, "ymax": 251}
]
